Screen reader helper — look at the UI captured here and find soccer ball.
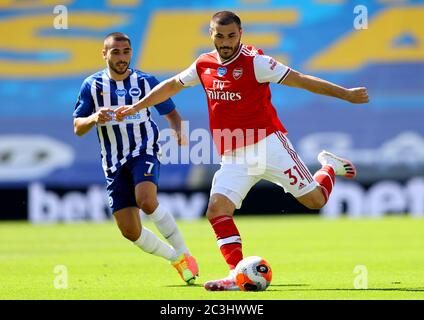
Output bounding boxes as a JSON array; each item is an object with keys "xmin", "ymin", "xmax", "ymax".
[{"xmin": 234, "ymin": 256, "xmax": 272, "ymax": 291}]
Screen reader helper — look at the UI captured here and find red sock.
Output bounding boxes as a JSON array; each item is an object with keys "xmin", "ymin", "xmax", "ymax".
[
  {"xmin": 209, "ymin": 215, "xmax": 243, "ymax": 270},
  {"xmin": 313, "ymin": 165, "xmax": 335, "ymax": 204}
]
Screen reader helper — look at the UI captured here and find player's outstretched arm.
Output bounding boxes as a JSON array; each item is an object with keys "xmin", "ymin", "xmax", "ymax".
[
  {"xmin": 282, "ymin": 69, "xmax": 369, "ymax": 104},
  {"xmin": 115, "ymin": 76, "xmax": 185, "ymax": 121},
  {"xmin": 74, "ymin": 107, "xmax": 114, "ymax": 136}
]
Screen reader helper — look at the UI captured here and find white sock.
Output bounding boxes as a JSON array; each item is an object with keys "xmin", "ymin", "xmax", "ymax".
[
  {"xmin": 229, "ymin": 269, "xmax": 237, "ymax": 279},
  {"xmin": 148, "ymin": 204, "xmax": 189, "ymax": 256},
  {"xmin": 133, "ymin": 226, "xmax": 178, "ymax": 262}
]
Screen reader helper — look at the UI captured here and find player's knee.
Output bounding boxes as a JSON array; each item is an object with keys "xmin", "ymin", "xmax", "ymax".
[
  {"xmin": 206, "ymin": 201, "xmax": 228, "ymax": 219},
  {"xmin": 120, "ymin": 226, "xmax": 141, "ymax": 242},
  {"xmin": 303, "ymin": 194, "xmax": 327, "ymax": 210},
  {"xmin": 297, "ymin": 187, "xmax": 328, "ymax": 210},
  {"xmin": 136, "ymin": 194, "xmax": 158, "ymax": 214}
]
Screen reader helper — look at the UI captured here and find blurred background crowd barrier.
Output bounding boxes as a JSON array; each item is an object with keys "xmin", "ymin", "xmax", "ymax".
[{"xmin": 1, "ymin": 0, "xmax": 423, "ymax": 222}]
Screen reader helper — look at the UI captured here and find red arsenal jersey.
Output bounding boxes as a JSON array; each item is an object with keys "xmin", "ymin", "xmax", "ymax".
[{"xmin": 178, "ymin": 44, "xmax": 291, "ymax": 155}]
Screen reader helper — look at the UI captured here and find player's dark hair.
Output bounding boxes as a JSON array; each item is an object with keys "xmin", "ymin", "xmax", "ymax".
[
  {"xmin": 211, "ymin": 11, "xmax": 241, "ymax": 28},
  {"xmin": 104, "ymin": 32, "xmax": 131, "ymax": 48}
]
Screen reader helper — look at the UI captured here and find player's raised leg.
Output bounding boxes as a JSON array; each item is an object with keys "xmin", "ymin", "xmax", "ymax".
[
  {"xmin": 296, "ymin": 150, "xmax": 357, "ymax": 209},
  {"xmin": 317, "ymin": 150, "xmax": 356, "ymax": 179},
  {"xmin": 135, "ymin": 180, "xmax": 199, "ymax": 284},
  {"xmin": 270, "ymin": 132, "xmax": 357, "ymax": 210}
]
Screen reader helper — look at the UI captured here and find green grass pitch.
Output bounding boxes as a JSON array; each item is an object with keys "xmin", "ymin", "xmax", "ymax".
[{"xmin": 1, "ymin": 215, "xmax": 423, "ymax": 300}]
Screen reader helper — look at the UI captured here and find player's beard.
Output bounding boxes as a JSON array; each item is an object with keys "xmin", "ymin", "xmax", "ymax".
[
  {"xmin": 109, "ymin": 61, "xmax": 129, "ymax": 75},
  {"xmin": 216, "ymin": 41, "xmax": 240, "ymax": 61}
]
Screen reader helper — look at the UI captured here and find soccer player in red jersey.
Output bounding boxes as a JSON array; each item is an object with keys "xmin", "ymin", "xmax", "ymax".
[{"xmin": 116, "ymin": 11, "xmax": 369, "ymax": 291}]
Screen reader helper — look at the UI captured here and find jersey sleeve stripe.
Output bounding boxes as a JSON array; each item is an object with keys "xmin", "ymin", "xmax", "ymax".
[
  {"xmin": 278, "ymin": 68, "xmax": 291, "ymax": 84},
  {"xmin": 178, "ymin": 77, "xmax": 186, "ymax": 86}
]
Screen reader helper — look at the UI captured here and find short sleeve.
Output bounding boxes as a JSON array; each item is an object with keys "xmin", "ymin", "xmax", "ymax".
[
  {"xmin": 146, "ymin": 75, "xmax": 176, "ymax": 116},
  {"xmin": 73, "ymin": 80, "xmax": 95, "ymax": 118},
  {"xmin": 253, "ymin": 54, "xmax": 291, "ymax": 84},
  {"xmin": 177, "ymin": 60, "xmax": 200, "ymax": 87}
]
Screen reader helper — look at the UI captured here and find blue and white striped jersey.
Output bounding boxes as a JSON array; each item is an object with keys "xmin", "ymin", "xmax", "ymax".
[{"xmin": 73, "ymin": 68, "xmax": 175, "ymax": 175}]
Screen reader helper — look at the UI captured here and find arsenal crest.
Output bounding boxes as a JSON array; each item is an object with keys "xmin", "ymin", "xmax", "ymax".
[{"xmin": 232, "ymin": 68, "xmax": 243, "ymax": 80}]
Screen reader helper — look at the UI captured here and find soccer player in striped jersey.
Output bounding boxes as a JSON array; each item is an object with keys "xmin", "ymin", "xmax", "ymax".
[
  {"xmin": 115, "ymin": 11, "xmax": 369, "ymax": 291},
  {"xmin": 73, "ymin": 32, "xmax": 198, "ymax": 285}
]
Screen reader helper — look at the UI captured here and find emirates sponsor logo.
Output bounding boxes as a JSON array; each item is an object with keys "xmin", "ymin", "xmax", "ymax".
[
  {"xmin": 206, "ymin": 89, "xmax": 242, "ymax": 101},
  {"xmin": 232, "ymin": 67, "xmax": 243, "ymax": 80}
]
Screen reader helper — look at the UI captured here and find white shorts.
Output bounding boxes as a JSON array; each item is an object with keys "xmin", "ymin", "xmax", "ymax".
[{"xmin": 210, "ymin": 131, "xmax": 318, "ymax": 209}]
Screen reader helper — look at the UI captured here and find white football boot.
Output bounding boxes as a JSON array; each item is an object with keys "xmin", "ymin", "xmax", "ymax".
[
  {"xmin": 317, "ymin": 150, "xmax": 356, "ymax": 179},
  {"xmin": 204, "ymin": 269, "xmax": 240, "ymax": 291}
]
